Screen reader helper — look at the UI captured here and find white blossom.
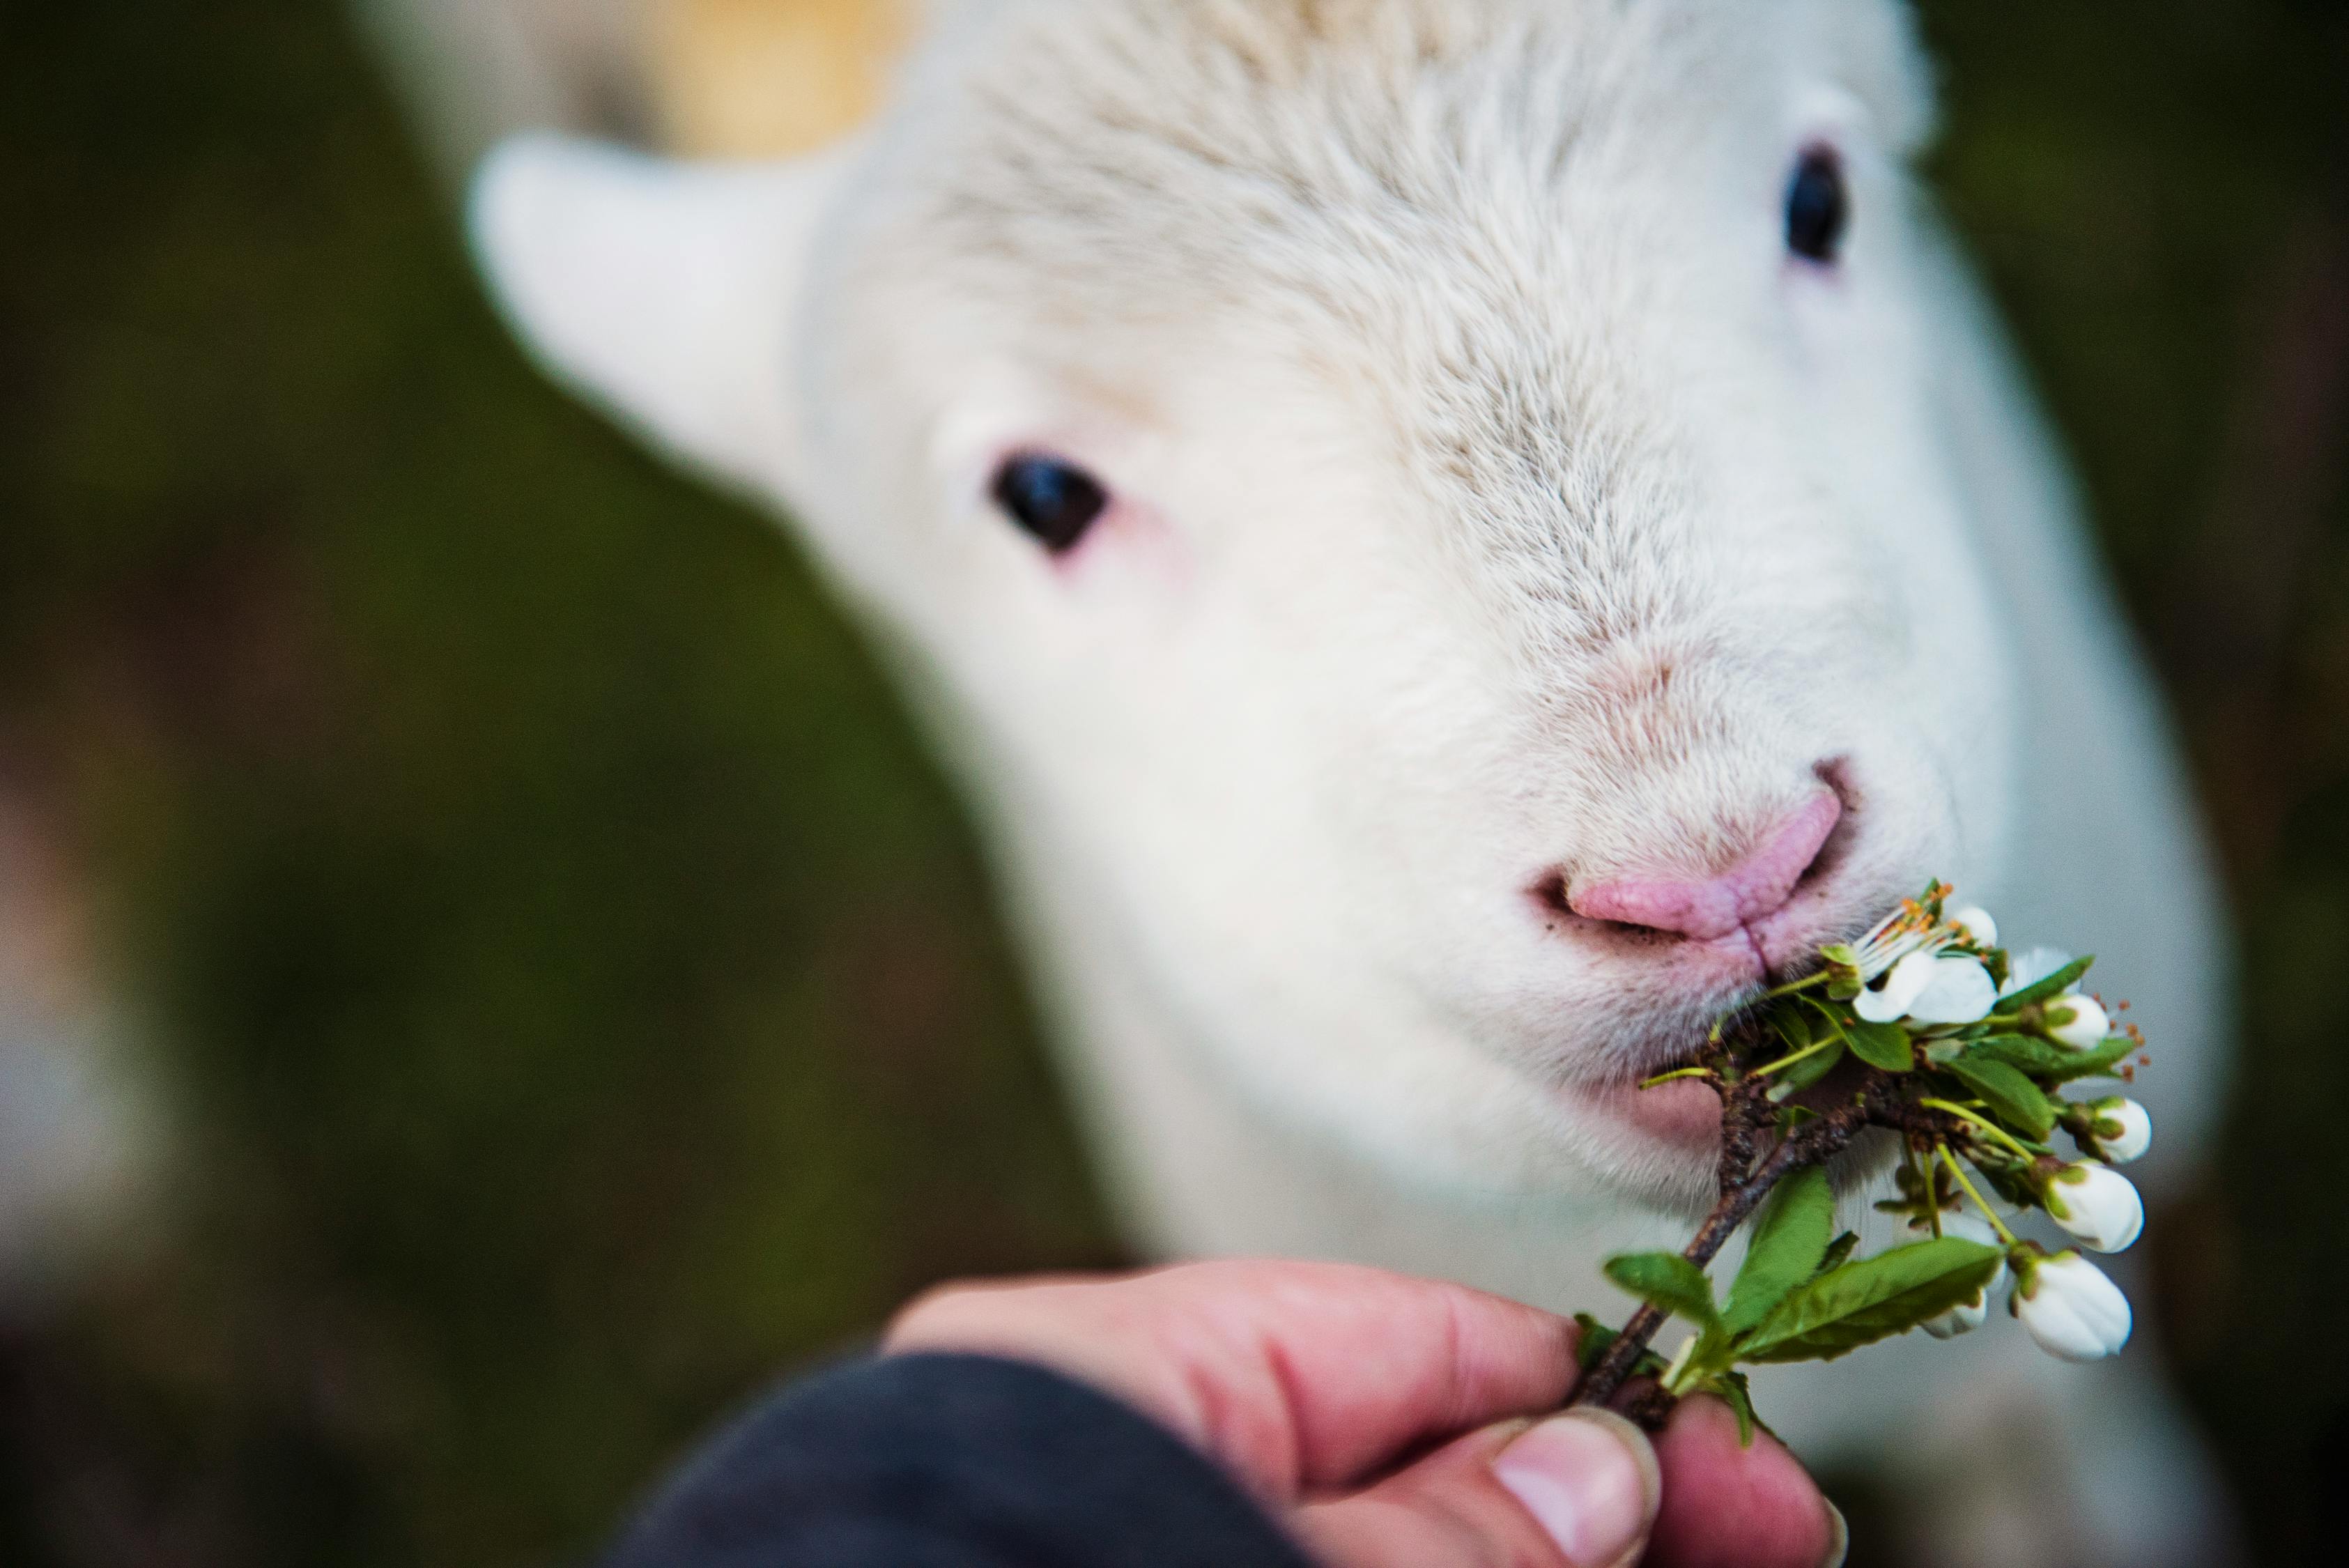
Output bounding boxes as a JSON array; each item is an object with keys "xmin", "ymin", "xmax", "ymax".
[
  {"xmin": 2083, "ymin": 1096, "xmax": 2152, "ymax": 1165},
  {"xmin": 1946, "ymin": 905, "xmax": 1998, "ymax": 948},
  {"xmin": 2014, "ymin": 1252, "xmax": 2132, "ymax": 1362},
  {"xmin": 1844, "ymin": 898, "xmax": 1959, "ymax": 982},
  {"xmin": 2043, "ymin": 1162, "xmax": 2143, "ymax": 1253},
  {"xmin": 2044, "ymin": 993, "xmax": 2110, "ymax": 1050},
  {"xmin": 1918, "ymin": 1213, "xmax": 2008, "ymax": 1339},
  {"xmin": 1854, "ymin": 951, "xmax": 1995, "ymax": 1024},
  {"xmin": 1904, "ymin": 957, "xmax": 1997, "ymax": 1024}
]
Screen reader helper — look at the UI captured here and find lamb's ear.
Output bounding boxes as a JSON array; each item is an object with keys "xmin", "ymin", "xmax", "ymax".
[{"xmin": 468, "ymin": 134, "xmax": 860, "ymax": 503}]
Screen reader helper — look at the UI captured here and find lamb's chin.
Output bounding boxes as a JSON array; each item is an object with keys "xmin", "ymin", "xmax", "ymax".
[
  {"xmin": 1549, "ymin": 1077, "xmax": 1730, "ymax": 1217},
  {"xmin": 1574, "ymin": 1075, "xmax": 1724, "ymax": 1158}
]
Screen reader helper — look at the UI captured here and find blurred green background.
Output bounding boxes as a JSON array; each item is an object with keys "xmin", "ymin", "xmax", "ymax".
[{"xmin": 1, "ymin": 1, "xmax": 2346, "ymax": 1563}]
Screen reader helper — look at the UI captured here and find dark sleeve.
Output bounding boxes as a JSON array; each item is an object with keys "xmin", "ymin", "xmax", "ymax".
[{"xmin": 603, "ymin": 1351, "xmax": 1322, "ymax": 1568}]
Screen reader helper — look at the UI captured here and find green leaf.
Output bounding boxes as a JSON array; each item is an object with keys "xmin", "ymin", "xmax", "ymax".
[
  {"xmin": 1736, "ymin": 1238, "xmax": 2001, "ymax": 1364},
  {"xmin": 1842, "ymin": 1018, "xmax": 1915, "ymax": 1073},
  {"xmin": 1571, "ymin": 1314, "xmax": 1615, "ymax": 1371},
  {"xmin": 1572, "ymin": 1313, "xmax": 1612, "ymax": 1371},
  {"xmin": 1942, "ymin": 1057, "xmax": 2056, "ymax": 1139},
  {"xmin": 1603, "ymin": 1252, "xmax": 1720, "ymax": 1330},
  {"xmin": 1723, "ymin": 1167, "xmax": 1835, "ymax": 1333},
  {"xmin": 1962, "ymin": 1032, "xmax": 2135, "ymax": 1086},
  {"xmin": 1572, "ymin": 1314, "xmax": 1670, "ymax": 1384},
  {"xmin": 1769, "ymin": 1004, "xmax": 1813, "ymax": 1054},
  {"xmin": 1999, "ymin": 955, "xmax": 2095, "ymax": 1010},
  {"xmin": 2041, "ymin": 1036, "xmax": 2136, "ymax": 1084},
  {"xmin": 1766, "ymin": 1037, "xmax": 1845, "ymax": 1102},
  {"xmin": 1697, "ymin": 1368, "xmax": 1764, "ymax": 1447},
  {"xmin": 1960, "ymin": 1033, "xmax": 2076, "ymax": 1077}
]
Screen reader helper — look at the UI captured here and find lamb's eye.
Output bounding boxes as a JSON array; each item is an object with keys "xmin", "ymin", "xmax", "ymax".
[
  {"xmin": 991, "ymin": 454, "xmax": 1109, "ymax": 553},
  {"xmin": 1784, "ymin": 148, "xmax": 1849, "ymax": 266}
]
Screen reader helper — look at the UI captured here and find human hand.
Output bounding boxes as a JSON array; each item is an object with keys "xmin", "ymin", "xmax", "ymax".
[{"xmin": 886, "ymin": 1259, "xmax": 1844, "ymax": 1568}]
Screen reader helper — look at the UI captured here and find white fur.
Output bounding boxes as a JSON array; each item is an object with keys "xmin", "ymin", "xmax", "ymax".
[{"xmin": 471, "ymin": 3, "xmax": 2236, "ymax": 1560}]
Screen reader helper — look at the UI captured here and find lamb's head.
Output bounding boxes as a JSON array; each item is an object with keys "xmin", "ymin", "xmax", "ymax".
[{"xmin": 475, "ymin": 0, "xmax": 2018, "ymax": 1212}]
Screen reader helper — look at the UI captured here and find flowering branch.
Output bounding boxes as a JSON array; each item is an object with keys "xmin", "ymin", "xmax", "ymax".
[
  {"xmin": 1569, "ymin": 886, "xmax": 2154, "ymax": 1433},
  {"xmin": 1579, "ymin": 1100, "xmax": 1870, "ymax": 1408}
]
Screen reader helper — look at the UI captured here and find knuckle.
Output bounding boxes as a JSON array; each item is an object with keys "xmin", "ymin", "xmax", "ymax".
[{"xmin": 879, "ymin": 1280, "xmax": 990, "ymax": 1348}]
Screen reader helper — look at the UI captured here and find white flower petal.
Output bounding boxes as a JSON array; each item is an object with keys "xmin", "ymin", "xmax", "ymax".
[
  {"xmin": 1915, "ymin": 1212, "xmax": 2008, "ymax": 1337},
  {"xmin": 1854, "ymin": 948, "xmax": 1937, "ymax": 1022},
  {"xmin": 1851, "ymin": 989, "xmax": 1902, "ymax": 1023},
  {"xmin": 1922, "ymin": 1295, "xmax": 1989, "ymax": 1338},
  {"xmin": 1946, "ymin": 905, "xmax": 1998, "ymax": 947},
  {"xmin": 1904, "ymin": 957, "xmax": 1998, "ymax": 1024},
  {"xmin": 2003, "ymin": 946, "xmax": 2073, "ymax": 995}
]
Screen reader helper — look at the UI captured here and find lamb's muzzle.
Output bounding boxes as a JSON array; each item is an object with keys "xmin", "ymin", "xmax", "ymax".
[{"xmin": 1558, "ymin": 788, "xmax": 1844, "ymax": 943}]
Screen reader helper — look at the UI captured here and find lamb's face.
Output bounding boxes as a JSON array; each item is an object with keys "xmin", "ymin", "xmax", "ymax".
[{"xmin": 477, "ymin": 0, "xmax": 2018, "ymax": 1211}]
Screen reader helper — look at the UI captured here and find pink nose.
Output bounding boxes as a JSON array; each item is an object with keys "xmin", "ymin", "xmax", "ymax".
[{"xmin": 1566, "ymin": 793, "xmax": 1842, "ymax": 941}]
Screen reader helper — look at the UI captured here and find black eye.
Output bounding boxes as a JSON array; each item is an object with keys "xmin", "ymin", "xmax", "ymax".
[
  {"xmin": 991, "ymin": 454, "xmax": 1109, "ymax": 553},
  {"xmin": 1784, "ymin": 148, "xmax": 1849, "ymax": 266}
]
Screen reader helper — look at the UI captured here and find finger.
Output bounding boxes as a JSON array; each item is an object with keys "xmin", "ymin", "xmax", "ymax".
[
  {"xmin": 885, "ymin": 1259, "xmax": 1580, "ymax": 1496},
  {"xmin": 1645, "ymin": 1395, "xmax": 1844, "ymax": 1568},
  {"xmin": 1297, "ymin": 1408, "xmax": 1660, "ymax": 1568}
]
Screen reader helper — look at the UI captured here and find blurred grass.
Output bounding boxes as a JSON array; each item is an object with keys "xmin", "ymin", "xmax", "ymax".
[
  {"xmin": 1918, "ymin": 4, "xmax": 2349, "ymax": 1563},
  {"xmin": 0, "ymin": 3, "xmax": 1115, "ymax": 1565},
  {"xmin": 0, "ymin": 0, "xmax": 2346, "ymax": 1564}
]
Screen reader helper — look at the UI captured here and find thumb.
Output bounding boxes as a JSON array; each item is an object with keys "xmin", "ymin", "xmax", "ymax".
[{"xmin": 1297, "ymin": 1408, "xmax": 1661, "ymax": 1568}]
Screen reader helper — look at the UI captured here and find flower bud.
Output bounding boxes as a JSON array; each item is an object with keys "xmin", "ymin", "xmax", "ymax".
[
  {"xmin": 2082, "ymin": 1096, "xmax": 2152, "ymax": 1165},
  {"xmin": 1820, "ymin": 943, "xmax": 1865, "ymax": 1000},
  {"xmin": 2014, "ymin": 1252, "xmax": 2132, "ymax": 1362},
  {"xmin": 1922, "ymin": 1293, "xmax": 1989, "ymax": 1339},
  {"xmin": 1916, "ymin": 1213, "xmax": 2008, "ymax": 1338},
  {"xmin": 2042, "ymin": 1162, "xmax": 2143, "ymax": 1253},
  {"xmin": 2042, "ymin": 993, "xmax": 2109, "ymax": 1050},
  {"xmin": 1946, "ymin": 905, "xmax": 1998, "ymax": 948}
]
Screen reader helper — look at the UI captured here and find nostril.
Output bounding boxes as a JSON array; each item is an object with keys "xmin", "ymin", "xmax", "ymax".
[{"xmin": 1559, "ymin": 792, "xmax": 1844, "ymax": 943}]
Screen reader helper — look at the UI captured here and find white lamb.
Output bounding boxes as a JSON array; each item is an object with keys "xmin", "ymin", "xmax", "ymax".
[{"xmin": 466, "ymin": 1, "xmax": 2238, "ymax": 1560}]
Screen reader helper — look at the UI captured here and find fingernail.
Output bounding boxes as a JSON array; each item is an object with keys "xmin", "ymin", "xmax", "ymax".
[
  {"xmin": 1493, "ymin": 1408, "xmax": 1661, "ymax": 1568},
  {"xmin": 1819, "ymin": 1498, "xmax": 1849, "ymax": 1568}
]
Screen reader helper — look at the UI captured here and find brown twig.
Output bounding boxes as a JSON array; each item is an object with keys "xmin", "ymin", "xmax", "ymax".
[
  {"xmin": 1575, "ymin": 1100, "xmax": 1872, "ymax": 1410},
  {"xmin": 1714, "ymin": 1073, "xmax": 1769, "ymax": 1199}
]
